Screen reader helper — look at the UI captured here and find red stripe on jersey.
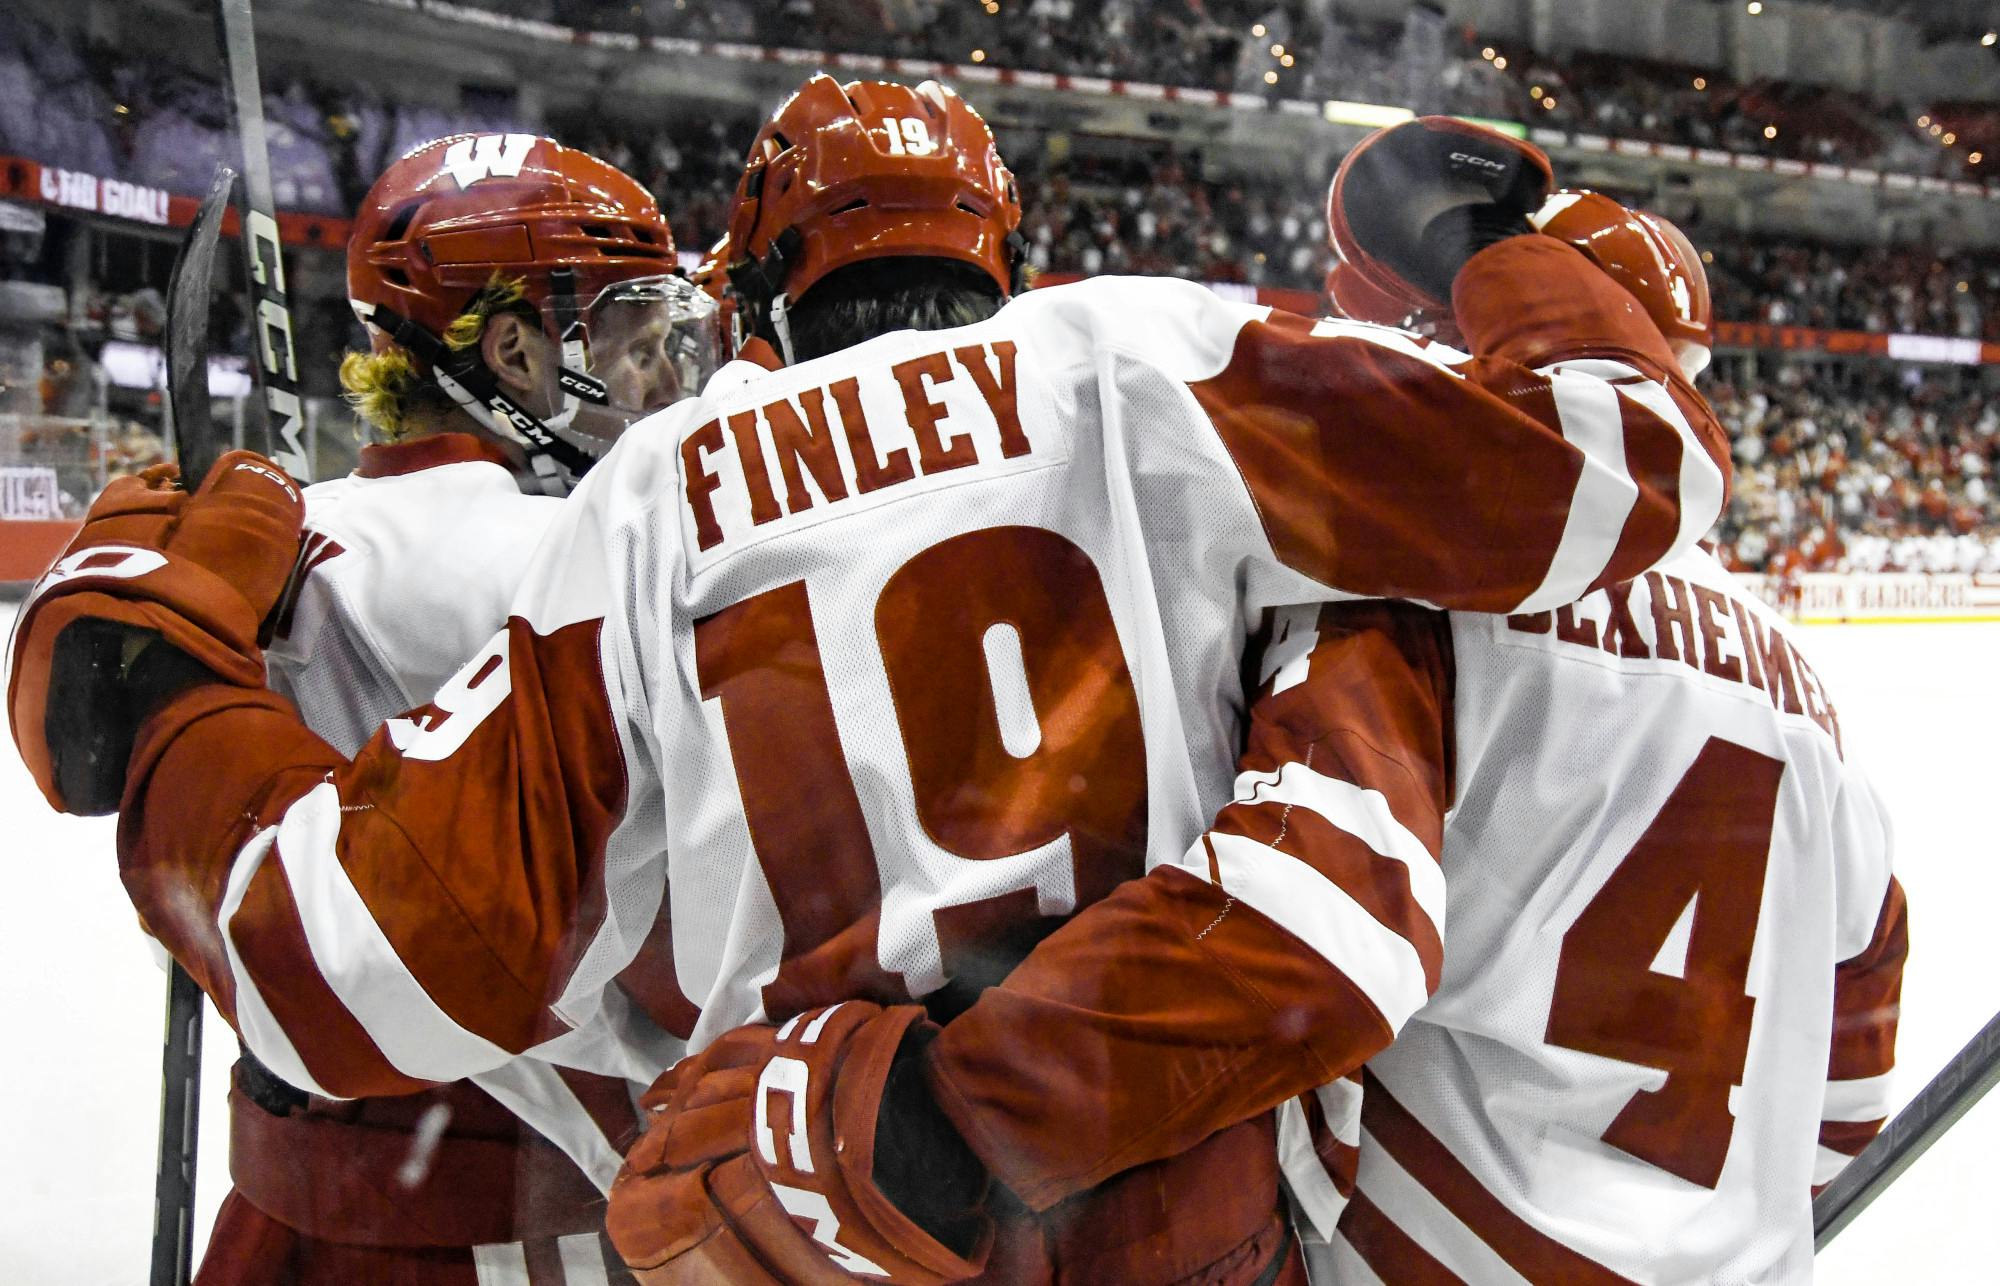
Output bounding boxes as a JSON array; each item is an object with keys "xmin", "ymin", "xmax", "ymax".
[
  {"xmin": 232, "ymin": 853, "xmax": 422, "ymax": 1096},
  {"xmin": 558, "ymin": 1066, "xmax": 645, "ymax": 1155},
  {"xmin": 1831, "ymin": 877, "xmax": 1908, "ymax": 1082},
  {"xmin": 1191, "ymin": 320, "xmax": 1576, "ymax": 613},
  {"xmin": 1211, "ymin": 797, "xmax": 1444, "ymax": 992},
  {"xmin": 346, "ymin": 617, "xmax": 630, "ymax": 1054},
  {"xmin": 1360, "ymin": 1070, "xmax": 1640, "ymax": 1286},
  {"xmin": 1191, "ymin": 238, "xmax": 1726, "ymax": 614},
  {"xmin": 1818, "ymin": 1117, "xmax": 1886, "ymax": 1158},
  {"xmin": 927, "ymin": 866, "xmax": 1386, "ymax": 1209},
  {"xmin": 614, "ymin": 881, "xmax": 701, "ymax": 1041},
  {"xmin": 1301, "ymin": 1083, "xmax": 1358, "ymax": 1197},
  {"xmin": 1219, "ymin": 601, "xmax": 1454, "ymax": 987},
  {"xmin": 1339, "ymin": 1190, "xmax": 1465, "ymax": 1286},
  {"xmin": 523, "ymin": 1235, "xmax": 568, "ymax": 1284},
  {"xmin": 1589, "ymin": 394, "xmax": 1687, "ymax": 598}
]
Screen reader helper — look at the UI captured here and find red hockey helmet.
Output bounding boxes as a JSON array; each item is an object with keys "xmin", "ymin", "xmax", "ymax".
[
  {"xmin": 349, "ymin": 132, "xmax": 677, "ymax": 348},
  {"xmin": 723, "ymin": 75, "xmax": 1023, "ymax": 358},
  {"xmin": 1324, "ymin": 260, "xmax": 1416, "ymax": 327},
  {"xmin": 1531, "ymin": 190, "xmax": 1713, "ymax": 380},
  {"xmin": 346, "ymin": 134, "xmax": 718, "ymax": 486}
]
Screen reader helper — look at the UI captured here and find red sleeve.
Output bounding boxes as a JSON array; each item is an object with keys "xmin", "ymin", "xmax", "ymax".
[
  {"xmin": 1194, "ymin": 235, "xmax": 1730, "ymax": 613},
  {"xmin": 923, "ymin": 601, "xmax": 1454, "ymax": 1210},
  {"xmin": 1814, "ymin": 877, "xmax": 1908, "ymax": 1193},
  {"xmin": 117, "ymin": 614, "xmax": 633, "ymax": 1099}
]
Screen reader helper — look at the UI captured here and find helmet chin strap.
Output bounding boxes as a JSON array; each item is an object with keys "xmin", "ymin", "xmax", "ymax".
[
  {"xmin": 768, "ymin": 292, "xmax": 797, "ymax": 366},
  {"xmin": 361, "ymin": 300, "xmax": 601, "ymax": 490}
]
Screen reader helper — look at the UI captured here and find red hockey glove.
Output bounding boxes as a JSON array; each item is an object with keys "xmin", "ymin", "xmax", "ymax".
[
  {"xmin": 8, "ymin": 450, "xmax": 304, "ymax": 815},
  {"xmin": 609, "ymin": 1002, "xmax": 992, "ymax": 1285},
  {"xmin": 1326, "ymin": 116, "xmax": 1554, "ymax": 316}
]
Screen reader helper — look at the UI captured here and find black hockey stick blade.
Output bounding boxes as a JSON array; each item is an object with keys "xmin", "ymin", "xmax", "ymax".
[
  {"xmin": 150, "ymin": 962, "xmax": 205, "ymax": 1286},
  {"xmin": 1814, "ymin": 1004, "xmax": 2000, "ymax": 1249},
  {"xmin": 147, "ymin": 162, "xmax": 234, "ymax": 1286},
  {"xmin": 163, "ymin": 164, "xmax": 237, "ymax": 487}
]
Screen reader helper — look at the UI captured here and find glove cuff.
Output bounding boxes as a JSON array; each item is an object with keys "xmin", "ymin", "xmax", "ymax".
[{"xmin": 832, "ymin": 1006, "xmax": 994, "ymax": 1280}]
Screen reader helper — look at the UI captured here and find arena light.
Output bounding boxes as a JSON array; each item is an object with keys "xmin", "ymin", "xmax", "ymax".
[
  {"xmin": 1984, "ymin": 31, "xmax": 1997, "ymax": 46},
  {"xmin": 1323, "ymin": 99, "xmax": 1417, "ymax": 129},
  {"xmin": 1972, "ymin": 152, "xmax": 1986, "ymax": 164},
  {"xmin": 1919, "ymin": 115, "xmax": 1932, "ymax": 127},
  {"xmin": 1271, "ymin": 43, "xmax": 1285, "ymax": 56},
  {"xmin": 1694, "ymin": 76, "xmax": 1708, "ymax": 90},
  {"xmin": 1252, "ymin": 22, "xmax": 1266, "ymax": 37},
  {"xmin": 1530, "ymin": 85, "xmax": 1543, "ymax": 98},
  {"xmin": 1494, "ymin": 55, "xmax": 1508, "ymax": 69},
  {"xmin": 1481, "ymin": 46, "xmax": 1495, "ymax": 60},
  {"xmin": 1544, "ymin": 96, "xmax": 1558, "ymax": 109},
  {"xmin": 1746, "ymin": 0, "xmax": 1762, "ymax": 13},
  {"xmin": 1281, "ymin": 54, "xmax": 1295, "ymax": 67},
  {"xmin": 1763, "ymin": 124, "xmax": 1778, "ymax": 139},
  {"xmin": 971, "ymin": 48, "xmax": 985, "ymax": 61},
  {"xmin": 1943, "ymin": 132, "xmax": 1957, "ymax": 145},
  {"xmin": 1264, "ymin": 70, "xmax": 1279, "ymax": 84}
]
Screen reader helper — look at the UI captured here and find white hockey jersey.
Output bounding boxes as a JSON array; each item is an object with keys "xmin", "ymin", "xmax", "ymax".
[
  {"xmin": 1267, "ymin": 547, "xmax": 1904, "ymax": 1284},
  {"xmin": 115, "ymin": 239, "xmax": 1736, "ymax": 1221},
  {"xmin": 266, "ymin": 435, "xmax": 560, "ymax": 756},
  {"xmin": 256, "ymin": 433, "xmax": 644, "ymax": 1201}
]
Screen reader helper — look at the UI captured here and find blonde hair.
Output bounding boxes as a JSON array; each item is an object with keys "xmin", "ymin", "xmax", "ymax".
[{"xmin": 340, "ymin": 273, "xmax": 531, "ymax": 441}]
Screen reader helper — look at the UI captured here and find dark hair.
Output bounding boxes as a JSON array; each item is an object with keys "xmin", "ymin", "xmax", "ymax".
[{"xmin": 777, "ymin": 258, "xmax": 1006, "ymax": 363}]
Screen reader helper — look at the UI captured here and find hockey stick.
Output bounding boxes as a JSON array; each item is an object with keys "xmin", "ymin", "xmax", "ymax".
[
  {"xmin": 148, "ymin": 161, "xmax": 236, "ymax": 1286},
  {"xmin": 1813, "ymin": 1004, "xmax": 2000, "ymax": 1249},
  {"xmin": 215, "ymin": 0, "xmax": 312, "ymax": 483}
]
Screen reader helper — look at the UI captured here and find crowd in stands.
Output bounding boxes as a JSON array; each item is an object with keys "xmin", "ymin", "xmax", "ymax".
[
  {"xmin": 3, "ymin": 0, "xmax": 1994, "ymax": 238},
  {"xmin": 1702, "ymin": 241, "xmax": 1999, "ymax": 342},
  {"xmin": 480, "ymin": 0, "xmax": 1989, "ymax": 179},
  {"xmin": 7, "ymin": 2, "xmax": 2000, "ymax": 579},
  {"xmin": 1712, "ymin": 367, "xmax": 2000, "ymax": 575}
]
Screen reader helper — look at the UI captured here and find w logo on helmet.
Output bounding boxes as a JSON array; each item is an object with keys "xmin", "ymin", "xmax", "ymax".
[{"xmin": 441, "ymin": 134, "xmax": 537, "ymax": 188}]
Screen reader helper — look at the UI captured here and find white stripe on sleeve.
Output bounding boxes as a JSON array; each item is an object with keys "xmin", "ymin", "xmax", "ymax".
[
  {"xmin": 1512, "ymin": 361, "xmax": 1639, "ymax": 614},
  {"xmin": 1815, "ymin": 1144, "xmax": 1857, "ymax": 1187},
  {"xmin": 472, "ymin": 1242, "xmax": 531, "ymax": 1286},
  {"xmin": 1611, "ymin": 374, "xmax": 1727, "ymax": 553},
  {"xmin": 1231, "ymin": 764, "xmax": 1446, "ymax": 934},
  {"xmin": 1822, "ymin": 1071, "xmax": 1896, "ymax": 1122},
  {"xmin": 218, "ymin": 824, "xmax": 336, "ymax": 1099},
  {"xmin": 1279, "ymin": 1096, "xmax": 1350, "ymax": 1242},
  {"xmin": 1188, "ymin": 833, "xmax": 1433, "ymax": 1028},
  {"xmin": 556, "ymin": 1232, "xmax": 612, "ymax": 1286},
  {"xmin": 473, "ymin": 1059, "xmax": 628, "ymax": 1193},
  {"xmin": 1317, "ymin": 1076, "xmax": 1364, "ymax": 1147},
  {"xmin": 271, "ymin": 780, "xmax": 515, "ymax": 1083}
]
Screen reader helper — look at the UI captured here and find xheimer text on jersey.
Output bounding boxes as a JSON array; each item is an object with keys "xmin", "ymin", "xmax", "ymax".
[
  {"xmin": 1504, "ymin": 567, "xmax": 1845, "ymax": 755},
  {"xmin": 679, "ymin": 339, "xmax": 1045, "ymax": 562}
]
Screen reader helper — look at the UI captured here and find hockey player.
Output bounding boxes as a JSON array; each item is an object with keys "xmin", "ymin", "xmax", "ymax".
[
  {"xmin": 1258, "ymin": 191, "xmax": 1905, "ymax": 1281},
  {"xmin": 196, "ymin": 134, "xmax": 720, "ymax": 1285},
  {"xmin": 11, "ymin": 84, "xmax": 1732, "ymax": 1283}
]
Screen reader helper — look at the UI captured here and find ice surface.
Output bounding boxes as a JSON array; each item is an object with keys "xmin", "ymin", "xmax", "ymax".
[{"xmin": 1, "ymin": 598, "xmax": 1993, "ymax": 1281}]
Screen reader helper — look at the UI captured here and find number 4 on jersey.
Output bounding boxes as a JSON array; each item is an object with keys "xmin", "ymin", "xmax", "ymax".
[{"xmin": 1546, "ymin": 737, "xmax": 1785, "ymax": 1189}]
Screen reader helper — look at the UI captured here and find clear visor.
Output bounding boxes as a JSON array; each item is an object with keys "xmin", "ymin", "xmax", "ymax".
[{"xmin": 552, "ymin": 274, "xmax": 723, "ymax": 450}]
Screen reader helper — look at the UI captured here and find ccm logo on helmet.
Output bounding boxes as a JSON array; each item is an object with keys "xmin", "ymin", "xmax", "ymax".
[
  {"xmin": 442, "ymin": 134, "xmax": 536, "ymax": 188},
  {"xmin": 1449, "ymin": 151, "xmax": 1508, "ymax": 174}
]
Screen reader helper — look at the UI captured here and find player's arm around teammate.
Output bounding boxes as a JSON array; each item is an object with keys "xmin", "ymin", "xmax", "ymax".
[{"xmin": 5, "ymin": 105, "xmax": 1739, "ymax": 1285}]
